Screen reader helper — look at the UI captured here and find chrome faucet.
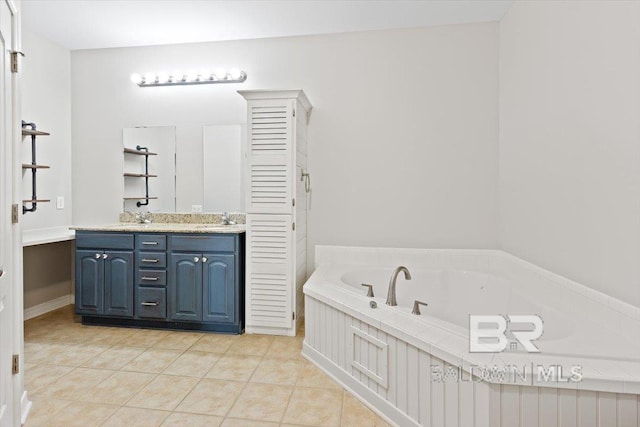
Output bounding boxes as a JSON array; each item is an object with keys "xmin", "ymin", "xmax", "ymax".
[
  {"xmin": 135, "ymin": 211, "xmax": 152, "ymax": 224},
  {"xmin": 386, "ymin": 266, "xmax": 412, "ymax": 306},
  {"xmin": 221, "ymin": 212, "xmax": 236, "ymax": 225}
]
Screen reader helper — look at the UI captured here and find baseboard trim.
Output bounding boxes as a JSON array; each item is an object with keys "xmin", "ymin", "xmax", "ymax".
[{"xmin": 24, "ymin": 295, "xmax": 73, "ymax": 320}]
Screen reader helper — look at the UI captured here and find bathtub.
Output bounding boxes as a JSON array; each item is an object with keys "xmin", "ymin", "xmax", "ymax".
[{"xmin": 302, "ymin": 246, "xmax": 640, "ymax": 427}]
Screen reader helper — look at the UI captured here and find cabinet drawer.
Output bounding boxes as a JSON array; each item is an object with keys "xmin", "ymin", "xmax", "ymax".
[
  {"xmin": 170, "ymin": 235, "xmax": 236, "ymax": 253},
  {"xmin": 136, "ymin": 287, "xmax": 166, "ymax": 319},
  {"xmin": 76, "ymin": 232, "xmax": 134, "ymax": 250},
  {"xmin": 137, "ymin": 270, "xmax": 166, "ymax": 286},
  {"xmin": 138, "ymin": 252, "xmax": 167, "ymax": 268},
  {"xmin": 136, "ymin": 234, "xmax": 167, "ymax": 251}
]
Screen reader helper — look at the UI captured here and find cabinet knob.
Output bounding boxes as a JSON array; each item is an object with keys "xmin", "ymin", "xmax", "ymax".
[
  {"xmin": 201, "ymin": 257, "xmax": 207, "ymax": 263},
  {"xmin": 0, "ymin": 267, "xmax": 4, "ymax": 278},
  {"xmin": 102, "ymin": 254, "xmax": 108, "ymax": 259},
  {"xmin": 194, "ymin": 257, "xmax": 200, "ymax": 263},
  {"xmin": 95, "ymin": 253, "xmax": 101, "ymax": 259}
]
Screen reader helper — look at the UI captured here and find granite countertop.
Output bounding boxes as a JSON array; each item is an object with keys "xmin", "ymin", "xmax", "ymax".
[{"xmin": 70, "ymin": 223, "xmax": 246, "ymax": 234}]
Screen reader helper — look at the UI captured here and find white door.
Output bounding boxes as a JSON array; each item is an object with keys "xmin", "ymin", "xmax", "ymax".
[{"xmin": 0, "ymin": 0, "xmax": 15, "ymax": 425}]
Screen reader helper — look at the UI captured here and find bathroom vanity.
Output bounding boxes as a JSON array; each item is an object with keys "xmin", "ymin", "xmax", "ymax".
[{"xmin": 73, "ymin": 223, "xmax": 245, "ymax": 334}]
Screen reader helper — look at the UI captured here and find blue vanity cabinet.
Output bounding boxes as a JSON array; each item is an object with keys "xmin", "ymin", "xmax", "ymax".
[
  {"xmin": 170, "ymin": 253, "xmax": 203, "ymax": 321},
  {"xmin": 168, "ymin": 234, "xmax": 243, "ymax": 333},
  {"xmin": 75, "ymin": 250, "xmax": 104, "ymax": 314},
  {"xmin": 103, "ymin": 251, "xmax": 135, "ymax": 317},
  {"xmin": 169, "ymin": 253, "xmax": 236, "ymax": 323},
  {"xmin": 202, "ymin": 254, "xmax": 236, "ymax": 323},
  {"xmin": 75, "ymin": 232, "xmax": 135, "ymax": 318},
  {"xmin": 135, "ymin": 234, "xmax": 168, "ymax": 320},
  {"xmin": 77, "ymin": 229, "xmax": 245, "ymax": 334}
]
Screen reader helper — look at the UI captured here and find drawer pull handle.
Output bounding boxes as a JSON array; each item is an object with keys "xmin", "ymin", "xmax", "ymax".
[
  {"xmin": 142, "ymin": 241, "xmax": 159, "ymax": 245},
  {"xmin": 141, "ymin": 276, "xmax": 159, "ymax": 281},
  {"xmin": 141, "ymin": 302, "xmax": 159, "ymax": 306},
  {"xmin": 141, "ymin": 258, "xmax": 159, "ymax": 263}
]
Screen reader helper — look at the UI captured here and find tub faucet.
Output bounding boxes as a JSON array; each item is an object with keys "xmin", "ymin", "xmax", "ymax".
[{"xmin": 386, "ymin": 266, "xmax": 412, "ymax": 306}]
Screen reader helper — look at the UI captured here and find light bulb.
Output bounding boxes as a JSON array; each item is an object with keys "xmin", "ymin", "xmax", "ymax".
[
  {"xmin": 144, "ymin": 73, "xmax": 156, "ymax": 84},
  {"xmin": 215, "ymin": 68, "xmax": 227, "ymax": 80},
  {"xmin": 157, "ymin": 72, "xmax": 169, "ymax": 83},
  {"xmin": 172, "ymin": 70, "xmax": 183, "ymax": 82},
  {"xmin": 199, "ymin": 70, "xmax": 212, "ymax": 81},
  {"xmin": 186, "ymin": 70, "xmax": 197, "ymax": 82},
  {"xmin": 130, "ymin": 73, "xmax": 143, "ymax": 84},
  {"xmin": 229, "ymin": 68, "xmax": 242, "ymax": 80}
]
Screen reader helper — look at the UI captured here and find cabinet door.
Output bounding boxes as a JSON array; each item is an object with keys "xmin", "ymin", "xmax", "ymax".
[
  {"xmin": 202, "ymin": 253, "xmax": 236, "ymax": 323},
  {"xmin": 246, "ymin": 214, "xmax": 293, "ymax": 330},
  {"xmin": 75, "ymin": 250, "xmax": 104, "ymax": 315},
  {"xmin": 170, "ymin": 253, "xmax": 202, "ymax": 321},
  {"xmin": 104, "ymin": 251, "xmax": 134, "ymax": 318},
  {"xmin": 246, "ymin": 99, "xmax": 294, "ymax": 214}
]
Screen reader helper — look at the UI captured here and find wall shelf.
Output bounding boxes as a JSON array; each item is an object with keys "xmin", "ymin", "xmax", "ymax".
[
  {"xmin": 124, "ymin": 147, "xmax": 157, "ymax": 156},
  {"xmin": 22, "ymin": 121, "xmax": 50, "ymax": 214},
  {"xmin": 124, "ymin": 145, "xmax": 157, "ymax": 207},
  {"xmin": 124, "ymin": 173, "xmax": 157, "ymax": 178},
  {"xmin": 22, "ymin": 164, "xmax": 50, "ymax": 169},
  {"xmin": 22, "ymin": 129, "xmax": 50, "ymax": 136}
]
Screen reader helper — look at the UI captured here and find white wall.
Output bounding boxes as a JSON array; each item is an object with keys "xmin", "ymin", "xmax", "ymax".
[
  {"xmin": 71, "ymin": 23, "xmax": 500, "ymax": 259},
  {"xmin": 499, "ymin": 1, "xmax": 640, "ymax": 307},
  {"xmin": 21, "ymin": 30, "xmax": 74, "ymax": 309},
  {"xmin": 21, "ymin": 30, "xmax": 72, "ymax": 232}
]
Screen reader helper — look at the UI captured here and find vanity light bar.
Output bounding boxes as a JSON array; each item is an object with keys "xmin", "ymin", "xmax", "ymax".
[{"xmin": 130, "ymin": 69, "xmax": 247, "ymax": 87}]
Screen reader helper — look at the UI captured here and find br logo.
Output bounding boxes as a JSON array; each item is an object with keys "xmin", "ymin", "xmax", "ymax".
[{"xmin": 469, "ymin": 315, "xmax": 543, "ymax": 353}]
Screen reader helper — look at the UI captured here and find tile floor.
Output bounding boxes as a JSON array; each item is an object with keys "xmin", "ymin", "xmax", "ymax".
[{"xmin": 24, "ymin": 306, "xmax": 389, "ymax": 427}]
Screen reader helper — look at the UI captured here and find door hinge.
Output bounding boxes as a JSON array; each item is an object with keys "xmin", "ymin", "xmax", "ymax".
[
  {"xmin": 10, "ymin": 51, "xmax": 24, "ymax": 73},
  {"xmin": 292, "ymin": 198, "xmax": 295, "ymax": 207},
  {"xmin": 292, "ymin": 222, "xmax": 296, "ymax": 231},
  {"xmin": 12, "ymin": 354, "xmax": 19, "ymax": 375},
  {"xmin": 11, "ymin": 204, "xmax": 19, "ymax": 224},
  {"xmin": 292, "ymin": 312, "xmax": 295, "ymax": 320},
  {"xmin": 293, "ymin": 109, "xmax": 296, "ymax": 117}
]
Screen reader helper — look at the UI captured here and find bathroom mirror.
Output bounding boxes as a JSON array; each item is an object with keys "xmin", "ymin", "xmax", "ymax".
[
  {"xmin": 203, "ymin": 125, "xmax": 244, "ymax": 212},
  {"xmin": 122, "ymin": 126, "xmax": 176, "ymax": 212},
  {"xmin": 122, "ymin": 124, "xmax": 245, "ymax": 213}
]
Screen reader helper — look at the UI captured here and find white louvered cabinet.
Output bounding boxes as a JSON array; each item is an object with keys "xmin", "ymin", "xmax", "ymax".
[{"xmin": 239, "ymin": 90, "xmax": 312, "ymax": 336}]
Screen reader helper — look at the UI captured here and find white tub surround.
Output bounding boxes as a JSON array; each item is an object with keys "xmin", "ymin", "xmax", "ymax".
[{"xmin": 303, "ymin": 246, "xmax": 640, "ymax": 427}]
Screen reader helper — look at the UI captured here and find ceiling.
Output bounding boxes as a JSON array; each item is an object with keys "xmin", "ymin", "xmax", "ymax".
[{"xmin": 21, "ymin": 0, "xmax": 512, "ymax": 51}]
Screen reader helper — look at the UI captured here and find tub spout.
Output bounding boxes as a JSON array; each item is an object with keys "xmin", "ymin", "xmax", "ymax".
[{"xmin": 386, "ymin": 266, "xmax": 411, "ymax": 306}]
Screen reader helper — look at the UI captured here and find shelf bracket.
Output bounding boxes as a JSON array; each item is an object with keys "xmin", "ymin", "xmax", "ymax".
[
  {"xmin": 136, "ymin": 145, "xmax": 151, "ymax": 207},
  {"xmin": 22, "ymin": 121, "xmax": 40, "ymax": 214}
]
